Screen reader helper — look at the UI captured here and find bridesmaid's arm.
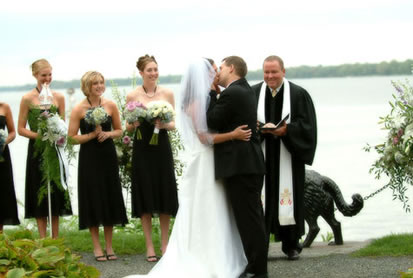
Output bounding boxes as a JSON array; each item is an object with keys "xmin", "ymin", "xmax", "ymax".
[
  {"xmin": 68, "ymin": 105, "xmax": 97, "ymax": 145},
  {"xmin": 17, "ymin": 96, "xmax": 38, "ymax": 139},
  {"xmin": 4, "ymin": 104, "xmax": 16, "ymax": 144}
]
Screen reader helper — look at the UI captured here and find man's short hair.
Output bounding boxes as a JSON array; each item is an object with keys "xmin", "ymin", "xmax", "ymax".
[
  {"xmin": 263, "ymin": 55, "xmax": 285, "ymax": 70},
  {"xmin": 222, "ymin": 56, "xmax": 248, "ymax": 78}
]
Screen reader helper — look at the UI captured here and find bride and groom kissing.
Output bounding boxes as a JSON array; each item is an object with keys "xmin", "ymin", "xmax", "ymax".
[{"xmin": 125, "ymin": 56, "xmax": 268, "ymax": 278}]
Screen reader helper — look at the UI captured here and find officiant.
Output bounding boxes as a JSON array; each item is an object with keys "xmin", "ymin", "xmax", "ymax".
[{"xmin": 252, "ymin": 55, "xmax": 317, "ymax": 260}]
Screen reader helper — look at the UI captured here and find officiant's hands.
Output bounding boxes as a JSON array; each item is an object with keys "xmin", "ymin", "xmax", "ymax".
[{"xmin": 261, "ymin": 121, "xmax": 287, "ymax": 137}]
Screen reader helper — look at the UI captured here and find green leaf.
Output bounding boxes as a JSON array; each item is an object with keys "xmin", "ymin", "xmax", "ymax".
[
  {"xmin": 5, "ymin": 268, "xmax": 26, "ymax": 278},
  {"xmin": 0, "ymin": 259, "xmax": 11, "ymax": 266}
]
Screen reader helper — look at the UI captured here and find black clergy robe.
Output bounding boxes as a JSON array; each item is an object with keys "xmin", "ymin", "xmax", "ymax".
[{"xmin": 252, "ymin": 81, "xmax": 317, "ymax": 242}]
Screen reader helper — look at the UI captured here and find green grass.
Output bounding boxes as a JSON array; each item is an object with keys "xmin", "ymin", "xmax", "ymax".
[
  {"xmin": 3, "ymin": 215, "xmax": 167, "ymax": 256},
  {"xmin": 353, "ymin": 233, "xmax": 413, "ymax": 257}
]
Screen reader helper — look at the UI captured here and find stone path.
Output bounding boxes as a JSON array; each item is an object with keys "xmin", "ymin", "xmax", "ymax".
[{"xmin": 79, "ymin": 241, "xmax": 413, "ymax": 278}]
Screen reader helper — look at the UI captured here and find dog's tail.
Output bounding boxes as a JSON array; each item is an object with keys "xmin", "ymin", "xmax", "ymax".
[{"xmin": 322, "ymin": 175, "xmax": 364, "ymax": 217}]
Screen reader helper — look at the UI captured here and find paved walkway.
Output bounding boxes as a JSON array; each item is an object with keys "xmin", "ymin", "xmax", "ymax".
[{"xmin": 79, "ymin": 241, "xmax": 413, "ymax": 278}]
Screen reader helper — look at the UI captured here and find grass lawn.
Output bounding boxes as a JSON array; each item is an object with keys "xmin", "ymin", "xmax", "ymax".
[
  {"xmin": 4, "ymin": 218, "xmax": 413, "ymax": 257},
  {"xmin": 353, "ymin": 233, "xmax": 413, "ymax": 257}
]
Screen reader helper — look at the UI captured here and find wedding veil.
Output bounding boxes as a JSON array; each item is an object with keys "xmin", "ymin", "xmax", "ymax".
[{"xmin": 177, "ymin": 58, "xmax": 215, "ymax": 151}]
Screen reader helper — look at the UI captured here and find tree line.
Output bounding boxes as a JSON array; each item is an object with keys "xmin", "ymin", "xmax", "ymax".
[{"xmin": 1, "ymin": 59, "xmax": 412, "ymax": 92}]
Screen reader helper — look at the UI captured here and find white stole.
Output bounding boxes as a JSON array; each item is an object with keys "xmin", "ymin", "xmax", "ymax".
[{"xmin": 257, "ymin": 78, "xmax": 295, "ymax": 226}]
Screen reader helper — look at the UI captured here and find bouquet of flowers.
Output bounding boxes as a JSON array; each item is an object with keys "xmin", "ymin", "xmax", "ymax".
[
  {"xmin": 146, "ymin": 100, "xmax": 175, "ymax": 145},
  {"xmin": 39, "ymin": 111, "xmax": 67, "ymax": 147},
  {"xmin": 32, "ymin": 106, "xmax": 72, "ymax": 209},
  {"xmin": 365, "ymin": 77, "xmax": 413, "ymax": 211},
  {"xmin": 0, "ymin": 129, "xmax": 7, "ymax": 162},
  {"xmin": 124, "ymin": 101, "xmax": 147, "ymax": 140},
  {"xmin": 85, "ymin": 106, "xmax": 108, "ymax": 126}
]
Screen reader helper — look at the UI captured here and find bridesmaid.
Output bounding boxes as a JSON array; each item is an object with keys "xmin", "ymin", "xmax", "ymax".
[
  {"xmin": 17, "ymin": 59, "xmax": 72, "ymax": 238},
  {"xmin": 126, "ymin": 55, "xmax": 178, "ymax": 262},
  {"xmin": 68, "ymin": 71, "xmax": 128, "ymax": 261},
  {"xmin": 0, "ymin": 102, "xmax": 20, "ymax": 232}
]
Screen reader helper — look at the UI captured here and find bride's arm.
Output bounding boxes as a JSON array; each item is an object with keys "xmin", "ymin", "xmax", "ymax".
[{"xmin": 198, "ymin": 125, "xmax": 251, "ymax": 145}]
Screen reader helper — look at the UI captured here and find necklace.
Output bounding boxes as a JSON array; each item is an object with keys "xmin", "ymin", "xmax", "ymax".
[
  {"xmin": 87, "ymin": 97, "xmax": 101, "ymax": 107},
  {"xmin": 142, "ymin": 85, "xmax": 157, "ymax": 98}
]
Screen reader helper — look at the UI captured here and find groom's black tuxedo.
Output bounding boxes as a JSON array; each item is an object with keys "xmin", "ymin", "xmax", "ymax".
[
  {"xmin": 207, "ymin": 78, "xmax": 265, "ymax": 178},
  {"xmin": 207, "ymin": 77, "xmax": 268, "ymax": 277}
]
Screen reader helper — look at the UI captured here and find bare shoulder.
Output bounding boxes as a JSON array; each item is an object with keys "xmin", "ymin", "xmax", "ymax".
[
  {"xmin": 102, "ymin": 98, "xmax": 118, "ymax": 110},
  {"xmin": 126, "ymin": 88, "xmax": 139, "ymax": 101},
  {"xmin": 158, "ymin": 86, "xmax": 174, "ymax": 96},
  {"xmin": 21, "ymin": 90, "xmax": 36, "ymax": 105},
  {"xmin": 52, "ymin": 91, "xmax": 65, "ymax": 101}
]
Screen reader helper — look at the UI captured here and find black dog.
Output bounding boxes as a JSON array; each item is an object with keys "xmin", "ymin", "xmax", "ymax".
[{"xmin": 302, "ymin": 170, "xmax": 364, "ymax": 247}]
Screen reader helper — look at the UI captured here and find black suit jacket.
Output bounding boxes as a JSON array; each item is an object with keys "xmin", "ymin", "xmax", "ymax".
[{"xmin": 207, "ymin": 78, "xmax": 266, "ymax": 179}]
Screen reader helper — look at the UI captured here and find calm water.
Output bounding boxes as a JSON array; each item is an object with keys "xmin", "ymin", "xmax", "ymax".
[{"xmin": 1, "ymin": 75, "xmax": 413, "ymax": 242}]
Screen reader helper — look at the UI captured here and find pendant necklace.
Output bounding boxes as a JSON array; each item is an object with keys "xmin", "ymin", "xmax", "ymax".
[{"xmin": 143, "ymin": 85, "xmax": 157, "ymax": 98}]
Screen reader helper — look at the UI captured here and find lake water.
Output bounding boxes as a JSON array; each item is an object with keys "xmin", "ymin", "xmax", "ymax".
[{"xmin": 1, "ymin": 75, "xmax": 413, "ymax": 242}]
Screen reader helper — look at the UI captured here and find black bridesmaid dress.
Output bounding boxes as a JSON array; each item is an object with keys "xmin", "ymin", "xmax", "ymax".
[
  {"xmin": 0, "ymin": 115, "xmax": 20, "ymax": 226},
  {"xmin": 77, "ymin": 115, "xmax": 128, "ymax": 230},
  {"xmin": 24, "ymin": 108, "xmax": 72, "ymax": 219},
  {"xmin": 131, "ymin": 120, "xmax": 178, "ymax": 218}
]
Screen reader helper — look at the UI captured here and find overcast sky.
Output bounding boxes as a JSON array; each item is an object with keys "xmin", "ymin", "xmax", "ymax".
[{"xmin": 1, "ymin": 0, "xmax": 412, "ymax": 86}]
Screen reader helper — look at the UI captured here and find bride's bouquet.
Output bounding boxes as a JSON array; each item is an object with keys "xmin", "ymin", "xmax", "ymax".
[
  {"xmin": 124, "ymin": 101, "xmax": 147, "ymax": 140},
  {"xmin": 85, "ymin": 107, "xmax": 108, "ymax": 127},
  {"xmin": 146, "ymin": 100, "xmax": 175, "ymax": 145},
  {"xmin": 0, "ymin": 129, "xmax": 7, "ymax": 162}
]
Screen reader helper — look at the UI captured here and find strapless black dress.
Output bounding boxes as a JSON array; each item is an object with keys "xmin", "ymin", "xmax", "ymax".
[
  {"xmin": 77, "ymin": 115, "xmax": 128, "ymax": 229},
  {"xmin": 131, "ymin": 120, "xmax": 178, "ymax": 217},
  {"xmin": 0, "ymin": 115, "xmax": 20, "ymax": 225}
]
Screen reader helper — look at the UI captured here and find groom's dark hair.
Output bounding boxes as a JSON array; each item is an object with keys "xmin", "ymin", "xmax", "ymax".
[{"xmin": 222, "ymin": 56, "xmax": 247, "ymax": 78}]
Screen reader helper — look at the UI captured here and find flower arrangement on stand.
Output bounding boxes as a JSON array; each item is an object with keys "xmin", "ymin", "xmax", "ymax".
[
  {"xmin": 146, "ymin": 100, "xmax": 175, "ymax": 145},
  {"xmin": 365, "ymin": 72, "xmax": 413, "ymax": 212},
  {"xmin": 31, "ymin": 106, "xmax": 74, "ymax": 209},
  {"xmin": 0, "ymin": 129, "xmax": 7, "ymax": 162}
]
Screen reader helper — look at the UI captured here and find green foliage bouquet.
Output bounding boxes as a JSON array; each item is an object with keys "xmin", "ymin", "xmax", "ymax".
[
  {"xmin": 365, "ymin": 75, "xmax": 413, "ymax": 212},
  {"xmin": 30, "ymin": 106, "xmax": 73, "ymax": 209}
]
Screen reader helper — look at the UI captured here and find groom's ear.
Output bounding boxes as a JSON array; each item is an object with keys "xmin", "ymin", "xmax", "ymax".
[{"xmin": 229, "ymin": 64, "xmax": 235, "ymax": 74}]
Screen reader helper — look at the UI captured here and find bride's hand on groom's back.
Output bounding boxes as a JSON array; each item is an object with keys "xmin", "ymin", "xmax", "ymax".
[{"xmin": 232, "ymin": 125, "xmax": 251, "ymax": 141}]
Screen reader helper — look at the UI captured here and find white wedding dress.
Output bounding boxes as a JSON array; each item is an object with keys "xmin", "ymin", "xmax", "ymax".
[{"xmin": 124, "ymin": 118, "xmax": 247, "ymax": 278}]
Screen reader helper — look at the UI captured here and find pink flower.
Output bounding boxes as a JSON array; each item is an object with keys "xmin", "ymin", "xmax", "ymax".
[
  {"xmin": 136, "ymin": 101, "xmax": 146, "ymax": 109},
  {"xmin": 126, "ymin": 102, "xmax": 136, "ymax": 111},
  {"xmin": 398, "ymin": 129, "xmax": 404, "ymax": 138},
  {"xmin": 123, "ymin": 135, "xmax": 131, "ymax": 145},
  {"xmin": 40, "ymin": 111, "xmax": 49, "ymax": 118},
  {"xmin": 393, "ymin": 136, "xmax": 399, "ymax": 145},
  {"xmin": 56, "ymin": 136, "xmax": 66, "ymax": 146}
]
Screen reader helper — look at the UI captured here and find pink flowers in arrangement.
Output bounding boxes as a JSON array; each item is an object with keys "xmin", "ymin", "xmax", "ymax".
[{"xmin": 124, "ymin": 101, "xmax": 147, "ymax": 140}]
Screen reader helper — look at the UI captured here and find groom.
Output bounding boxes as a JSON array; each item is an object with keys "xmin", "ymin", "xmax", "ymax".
[{"xmin": 207, "ymin": 56, "xmax": 268, "ymax": 278}]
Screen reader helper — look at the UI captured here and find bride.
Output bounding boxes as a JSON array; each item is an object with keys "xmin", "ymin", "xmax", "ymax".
[{"xmin": 124, "ymin": 58, "xmax": 251, "ymax": 278}]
